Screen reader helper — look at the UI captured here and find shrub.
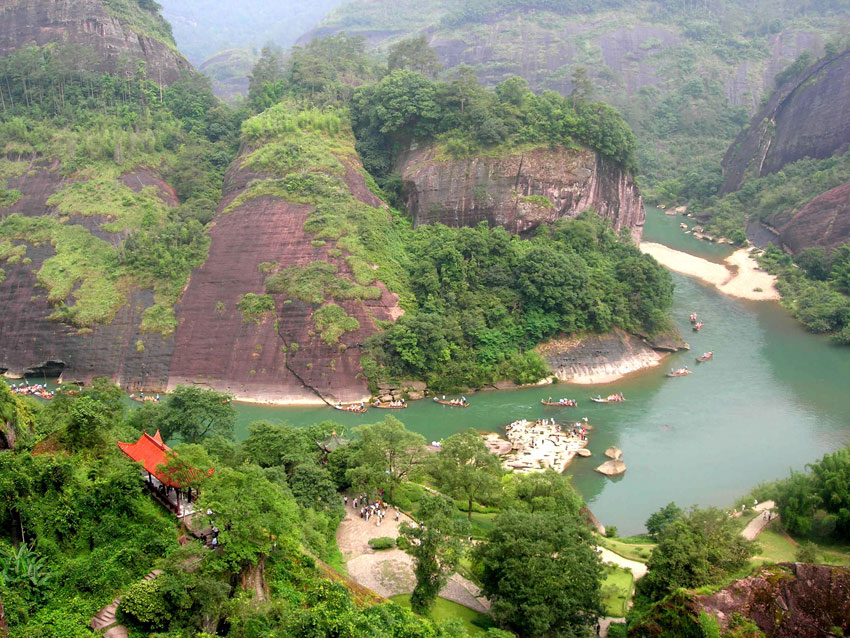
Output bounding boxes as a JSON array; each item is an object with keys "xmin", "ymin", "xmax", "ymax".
[
  {"xmin": 396, "ymin": 536, "xmax": 411, "ymax": 550},
  {"xmin": 605, "ymin": 526, "xmax": 618, "ymax": 538},
  {"xmin": 118, "ymin": 578, "xmax": 170, "ymax": 629},
  {"xmin": 368, "ymin": 537, "xmax": 396, "ymax": 550}
]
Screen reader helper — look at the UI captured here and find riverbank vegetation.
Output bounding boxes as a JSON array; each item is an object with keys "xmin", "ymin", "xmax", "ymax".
[{"xmin": 756, "ymin": 244, "xmax": 850, "ymax": 344}]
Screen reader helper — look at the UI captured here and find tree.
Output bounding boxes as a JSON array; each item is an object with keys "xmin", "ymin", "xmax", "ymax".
[
  {"xmin": 156, "ymin": 386, "xmax": 236, "ymax": 444},
  {"xmin": 348, "ymin": 416, "xmax": 426, "ymax": 501},
  {"xmin": 774, "ymin": 470, "xmax": 820, "ymax": 536},
  {"xmin": 809, "ymin": 446, "xmax": 850, "ymax": 538},
  {"xmin": 645, "ymin": 502, "xmax": 683, "ymax": 539},
  {"xmin": 501, "ymin": 469, "xmax": 583, "ymax": 516},
  {"xmin": 431, "ymin": 429, "xmax": 502, "ymax": 519},
  {"xmin": 637, "ymin": 507, "xmax": 756, "ymax": 603},
  {"xmin": 64, "ymin": 396, "xmax": 112, "ymax": 451},
  {"xmin": 156, "ymin": 444, "xmax": 214, "ymax": 497},
  {"xmin": 475, "ymin": 510, "xmax": 603, "ymax": 637},
  {"xmin": 400, "ymin": 493, "xmax": 465, "ymax": 614},
  {"xmin": 569, "ymin": 66, "xmax": 593, "ymax": 106},
  {"xmin": 387, "ymin": 35, "xmax": 442, "ymax": 78},
  {"xmin": 198, "ymin": 465, "xmax": 300, "ymax": 574}
]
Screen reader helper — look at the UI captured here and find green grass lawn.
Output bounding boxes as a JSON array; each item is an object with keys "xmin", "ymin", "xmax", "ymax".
[
  {"xmin": 601, "ymin": 565, "xmax": 634, "ymax": 617},
  {"xmin": 390, "ymin": 595, "xmax": 491, "ymax": 634},
  {"xmin": 599, "ymin": 536, "xmax": 656, "ymax": 563},
  {"xmin": 752, "ymin": 522, "xmax": 850, "ymax": 567}
]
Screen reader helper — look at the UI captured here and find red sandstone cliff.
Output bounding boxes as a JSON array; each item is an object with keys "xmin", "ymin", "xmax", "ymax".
[
  {"xmin": 398, "ymin": 145, "xmax": 644, "ymax": 242},
  {"xmin": 0, "ymin": 0, "xmax": 191, "ymax": 85},
  {"xmin": 0, "ymin": 160, "xmax": 178, "ymax": 388},
  {"xmin": 168, "ymin": 152, "xmax": 402, "ymax": 405}
]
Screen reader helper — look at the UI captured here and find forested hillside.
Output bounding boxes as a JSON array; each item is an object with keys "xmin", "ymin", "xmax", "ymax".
[{"xmin": 303, "ymin": 0, "xmax": 850, "ymax": 202}]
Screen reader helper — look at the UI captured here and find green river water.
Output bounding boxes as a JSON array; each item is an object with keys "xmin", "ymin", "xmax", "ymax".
[{"xmin": 12, "ymin": 208, "xmax": 850, "ymax": 534}]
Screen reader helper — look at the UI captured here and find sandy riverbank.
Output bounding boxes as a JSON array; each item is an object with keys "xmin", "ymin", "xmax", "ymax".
[{"xmin": 640, "ymin": 243, "xmax": 779, "ymax": 301}]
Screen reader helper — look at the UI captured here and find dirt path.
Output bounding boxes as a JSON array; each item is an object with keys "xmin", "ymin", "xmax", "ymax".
[
  {"xmin": 336, "ymin": 499, "xmax": 490, "ymax": 613},
  {"xmin": 640, "ymin": 243, "xmax": 779, "ymax": 301},
  {"xmin": 597, "ymin": 547, "xmax": 648, "ymax": 580},
  {"xmin": 741, "ymin": 501, "xmax": 779, "ymax": 541}
]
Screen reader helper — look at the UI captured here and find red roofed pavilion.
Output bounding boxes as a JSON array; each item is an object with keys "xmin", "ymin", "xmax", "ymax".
[{"xmin": 118, "ymin": 430, "xmax": 213, "ymax": 516}]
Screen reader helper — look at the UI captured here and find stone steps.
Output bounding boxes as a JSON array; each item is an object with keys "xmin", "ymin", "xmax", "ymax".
[{"xmin": 90, "ymin": 569, "xmax": 163, "ymax": 632}]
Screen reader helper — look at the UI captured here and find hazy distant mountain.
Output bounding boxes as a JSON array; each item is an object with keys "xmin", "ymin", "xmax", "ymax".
[{"xmin": 158, "ymin": 0, "xmax": 347, "ymax": 64}]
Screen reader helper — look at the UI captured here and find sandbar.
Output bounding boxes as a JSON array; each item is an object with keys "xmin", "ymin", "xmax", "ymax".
[{"xmin": 640, "ymin": 243, "xmax": 779, "ymax": 301}]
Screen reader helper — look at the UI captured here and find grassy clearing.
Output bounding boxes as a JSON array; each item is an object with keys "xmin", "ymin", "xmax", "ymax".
[
  {"xmin": 389, "ymin": 595, "xmax": 490, "ymax": 635},
  {"xmin": 47, "ymin": 179, "xmax": 169, "ymax": 233},
  {"xmin": 752, "ymin": 522, "xmax": 850, "ymax": 567},
  {"xmin": 601, "ymin": 565, "xmax": 634, "ymax": 617},
  {"xmin": 599, "ymin": 537, "xmax": 656, "ymax": 563}
]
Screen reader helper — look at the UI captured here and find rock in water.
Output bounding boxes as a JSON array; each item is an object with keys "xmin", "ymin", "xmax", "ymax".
[
  {"xmin": 576, "ymin": 448, "xmax": 592, "ymax": 457},
  {"xmin": 605, "ymin": 447, "xmax": 622, "ymax": 460},
  {"xmin": 595, "ymin": 460, "xmax": 626, "ymax": 476}
]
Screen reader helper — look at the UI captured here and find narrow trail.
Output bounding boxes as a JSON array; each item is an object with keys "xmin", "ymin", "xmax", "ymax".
[
  {"xmin": 90, "ymin": 569, "xmax": 163, "ymax": 636},
  {"xmin": 597, "ymin": 547, "xmax": 647, "ymax": 580},
  {"xmin": 741, "ymin": 500, "xmax": 779, "ymax": 541}
]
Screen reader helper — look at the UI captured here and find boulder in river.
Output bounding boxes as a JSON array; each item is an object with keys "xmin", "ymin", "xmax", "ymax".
[
  {"xmin": 605, "ymin": 447, "xmax": 622, "ymax": 460},
  {"xmin": 595, "ymin": 460, "xmax": 626, "ymax": 476},
  {"xmin": 576, "ymin": 448, "xmax": 592, "ymax": 457}
]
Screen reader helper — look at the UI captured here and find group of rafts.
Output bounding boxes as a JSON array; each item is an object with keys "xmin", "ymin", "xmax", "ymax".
[
  {"xmin": 668, "ymin": 313, "xmax": 714, "ymax": 377},
  {"xmin": 9, "ymin": 383, "xmax": 55, "ymax": 400},
  {"xmin": 334, "ymin": 395, "xmax": 470, "ymax": 414}
]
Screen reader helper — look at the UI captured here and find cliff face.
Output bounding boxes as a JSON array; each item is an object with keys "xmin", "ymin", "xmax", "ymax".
[
  {"xmin": 722, "ymin": 48, "xmax": 850, "ymax": 193},
  {"xmin": 0, "ymin": 162, "xmax": 177, "ymax": 388},
  {"xmin": 169, "ymin": 134, "xmax": 403, "ymax": 405},
  {"xmin": 0, "ymin": 0, "xmax": 191, "ymax": 85},
  {"xmin": 535, "ymin": 328, "xmax": 686, "ymax": 385},
  {"xmin": 765, "ymin": 182, "xmax": 850, "ymax": 253},
  {"xmin": 696, "ymin": 563, "xmax": 850, "ymax": 638},
  {"xmin": 398, "ymin": 145, "xmax": 645, "ymax": 241}
]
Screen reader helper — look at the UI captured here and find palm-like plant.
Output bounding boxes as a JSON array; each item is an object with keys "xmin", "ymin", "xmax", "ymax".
[{"xmin": 0, "ymin": 544, "xmax": 54, "ymax": 599}]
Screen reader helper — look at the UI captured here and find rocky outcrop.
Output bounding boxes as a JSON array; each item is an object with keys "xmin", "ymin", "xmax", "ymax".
[
  {"xmin": 169, "ymin": 153, "xmax": 402, "ymax": 405},
  {"xmin": 536, "ymin": 328, "xmax": 686, "ymax": 385},
  {"xmin": 398, "ymin": 145, "xmax": 645, "ymax": 242},
  {"xmin": 696, "ymin": 563, "xmax": 850, "ymax": 638},
  {"xmin": 723, "ymin": 47, "xmax": 850, "ymax": 193},
  {"xmin": 0, "ymin": 0, "xmax": 191, "ymax": 85},
  {"xmin": 765, "ymin": 182, "xmax": 850, "ymax": 254},
  {"xmin": 0, "ymin": 163, "xmax": 178, "ymax": 389},
  {"xmin": 604, "ymin": 447, "xmax": 622, "ymax": 460}
]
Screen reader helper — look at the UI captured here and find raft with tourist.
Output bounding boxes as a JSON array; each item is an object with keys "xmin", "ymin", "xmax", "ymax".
[
  {"xmin": 541, "ymin": 398, "xmax": 578, "ymax": 407},
  {"xmin": 371, "ymin": 399, "xmax": 407, "ymax": 409},
  {"xmin": 689, "ymin": 313, "xmax": 699, "ymax": 323},
  {"xmin": 334, "ymin": 402, "xmax": 367, "ymax": 414},
  {"xmin": 693, "ymin": 321, "xmax": 704, "ymax": 331},
  {"xmin": 10, "ymin": 383, "xmax": 54, "ymax": 400},
  {"xmin": 433, "ymin": 396, "xmax": 469, "ymax": 408},
  {"xmin": 697, "ymin": 351, "xmax": 714, "ymax": 362},
  {"xmin": 666, "ymin": 367, "xmax": 692, "ymax": 377},
  {"xmin": 590, "ymin": 393, "xmax": 626, "ymax": 403},
  {"xmin": 130, "ymin": 393, "xmax": 160, "ymax": 403}
]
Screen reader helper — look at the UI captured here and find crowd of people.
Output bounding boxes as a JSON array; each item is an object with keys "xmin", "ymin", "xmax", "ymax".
[{"xmin": 345, "ymin": 494, "xmax": 400, "ymax": 527}]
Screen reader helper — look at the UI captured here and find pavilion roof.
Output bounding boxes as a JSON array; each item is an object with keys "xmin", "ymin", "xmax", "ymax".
[{"xmin": 117, "ymin": 430, "xmax": 212, "ymax": 488}]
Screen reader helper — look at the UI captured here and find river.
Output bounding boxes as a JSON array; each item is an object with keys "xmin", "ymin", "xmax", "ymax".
[{"xmin": 11, "ymin": 208, "xmax": 850, "ymax": 534}]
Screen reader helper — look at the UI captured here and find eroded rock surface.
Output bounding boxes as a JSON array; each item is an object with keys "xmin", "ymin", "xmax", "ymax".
[
  {"xmin": 0, "ymin": 0, "xmax": 191, "ymax": 85},
  {"xmin": 696, "ymin": 563, "xmax": 850, "ymax": 638},
  {"xmin": 169, "ymin": 155, "xmax": 402, "ymax": 404},
  {"xmin": 398, "ymin": 145, "xmax": 644, "ymax": 242}
]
